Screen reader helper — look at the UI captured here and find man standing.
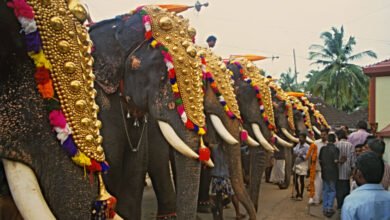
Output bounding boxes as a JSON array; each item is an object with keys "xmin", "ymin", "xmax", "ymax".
[
  {"xmin": 364, "ymin": 138, "xmax": 390, "ymax": 190},
  {"xmin": 335, "ymin": 129, "xmax": 355, "ymax": 209},
  {"xmin": 293, "ymin": 133, "xmax": 310, "ymax": 201},
  {"xmin": 342, "ymin": 152, "xmax": 390, "ymax": 219},
  {"xmin": 319, "ymin": 133, "xmax": 339, "ymax": 217},
  {"xmin": 206, "ymin": 35, "xmax": 217, "ymax": 48},
  {"xmin": 348, "ymin": 121, "xmax": 370, "ymax": 147},
  {"xmin": 307, "ymin": 128, "xmax": 328, "ymax": 205}
]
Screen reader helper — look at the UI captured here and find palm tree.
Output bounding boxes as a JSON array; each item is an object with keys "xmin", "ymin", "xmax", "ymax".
[
  {"xmin": 307, "ymin": 26, "xmax": 377, "ymax": 112},
  {"xmin": 278, "ymin": 68, "xmax": 304, "ymax": 92}
]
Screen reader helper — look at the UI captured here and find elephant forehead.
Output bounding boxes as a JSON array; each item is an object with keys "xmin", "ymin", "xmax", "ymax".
[
  {"xmin": 236, "ymin": 58, "xmax": 275, "ymax": 129},
  {"xmin": 144, "ymin": 6, "xmax": 205, "ymax": 127},
  {"xmin": 203, "ymin": 48, "xmax": 241, "ymax": 119}
]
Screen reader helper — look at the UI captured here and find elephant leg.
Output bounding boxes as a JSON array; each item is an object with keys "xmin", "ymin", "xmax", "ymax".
[
  {"xmin": 197, "ymin": 165, "xmax": 212, "ymax": 213},
  {"xmin": 248, "ymin": 147, "xmax": 268, "ymax": 211},
  {"xmin": 114, "ymin": 120, "xmax": 149, "ymax": 220},
  {"xmin": 147, "ymin": 119, "xmax": 176, "ymax": 217},
  {"xmin": 226, "ymin": 144, "xmax": 257, "ymax": 220},
  {"xmin": 174, "ymin": 151, "xmax": 201, "ymax": 220},
  {"xmin": 279, "ymin": 148, "xmax": 293, "ymax": 189}
]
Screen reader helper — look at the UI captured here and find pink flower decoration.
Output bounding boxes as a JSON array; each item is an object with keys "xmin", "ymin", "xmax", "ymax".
[
  {"xmin": 49, "ymin": 110, "xmax": 67, "ymax": 128},
  {"xmin": 7, "ymin": 0, "xmax": 34, "ymax": 19}
]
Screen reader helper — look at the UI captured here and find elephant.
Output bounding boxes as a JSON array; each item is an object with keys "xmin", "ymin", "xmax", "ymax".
[
  {"xmin": 199, "ymin": 48, "xmax": 259, "ymax": 219},
  {"xmin": 0, "ymin": 1, "xmax": 121, "ymax": 219},
  {"xmin": 89, "ymin": 6, "xmax": 212, "ymax": 219},
  {"xmin": 226, "ymin": 58, "xmax": 279, "ymax": 211},
  {"xmin": 298, "ymin": 96, "xmax": 330, "ymax": 139},
  {"xmin": 267, "ymin": 80, "xmax": 306, "ymax": 189}
]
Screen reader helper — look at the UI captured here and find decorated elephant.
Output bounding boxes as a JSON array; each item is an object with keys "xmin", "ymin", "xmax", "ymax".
[
  {"xmin": 226, "ymin": 57, "xmax": 281, "ymax": 211},
  {"xmin": 267, "ymin": 82, "xmax": 311, "ymax": 189},
  {"xmin": 1, "ymin": 0, "xmax": 121, "ymax": 219},
  {"xmin": 90, "ymin": 6, "xmax": 218, "ymax": 220},
  {"xmin": 298, "ymin": 96, "xmax": 330, "ymax": 138}
]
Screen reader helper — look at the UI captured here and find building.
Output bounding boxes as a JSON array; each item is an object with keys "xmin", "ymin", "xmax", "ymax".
[{"xmin": 364, "ymin": 59, "xmax": 390, "ymax": 162}]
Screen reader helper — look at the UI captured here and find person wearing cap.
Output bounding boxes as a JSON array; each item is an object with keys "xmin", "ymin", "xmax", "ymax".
[
  {"xmin": 342, "ymin": 152, "xmax": 390, "ymax": 219},
  {"xmin": 206, "ymin": 35, "xmax": 217, "ymax": 48}
]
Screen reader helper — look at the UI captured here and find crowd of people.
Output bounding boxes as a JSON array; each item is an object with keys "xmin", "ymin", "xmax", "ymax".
[{"xmin": 287, "ymin": 120, "xmax": 390, "ymax": 218}]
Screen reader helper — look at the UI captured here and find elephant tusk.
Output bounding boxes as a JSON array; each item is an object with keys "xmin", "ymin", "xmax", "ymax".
[
  {"xmin": 203, "ymin": 158, "xmax": 215, "ymax": 168},
  {"xmin": 272, "ymin": 144, "xmax": 280, "ymax": 152},
  {"xmin": 209, "ymin": 114, "xmax": 239, "ymax": 145},
  {"xmin": 273, "ymin": 133, "xmax": 294, "ymax": 148},
  {"xmin": 281, "ymin": 128, "xmax": 299, "ymax": 143},
  {"xmin": 251, "ymin": 123, "xmax": 274, "ymax": 152},
  {"xmin": 158, "ymin": 120, "xmax": 199, "ymax": 160},
  {"xmin": 111, "ymin": 213, "xmax": 124, "ymax": 220},
  {"xmin": 2, "ymin": 159, "xmax": 56, "ymax": 220},
  {"xmin": 306, "ymin": 136, "xmax": 314, "ymax": 144},
  {"xmin": 247, "ymin": 134, "xmax": 260, "ymax": 147},
  {"xmin": 313, "ymin": 125, "xmax": 321, "ymax": 136}
]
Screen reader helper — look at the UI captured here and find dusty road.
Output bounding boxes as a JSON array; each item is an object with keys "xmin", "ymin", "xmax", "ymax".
[{"xmin": 141, "ymin": 180, "xmax": 341, "ymax": 220}]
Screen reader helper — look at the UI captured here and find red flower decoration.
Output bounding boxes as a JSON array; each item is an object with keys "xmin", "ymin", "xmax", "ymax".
[{"xmin": 199, "ymin": 147, "xmax": 211, "ymax": 161}]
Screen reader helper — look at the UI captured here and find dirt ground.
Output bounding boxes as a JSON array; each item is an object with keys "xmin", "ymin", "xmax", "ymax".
[{"xmin": 141, "ymin": 178, "xmax": 341, "ymax": 220}]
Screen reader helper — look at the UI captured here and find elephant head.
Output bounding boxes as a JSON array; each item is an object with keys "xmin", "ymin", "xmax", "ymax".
[
  {"xmin": 90, "ymin": 6, "xmax": 210, "ymax": 219},
  {"xmin": 298, "ymin": 96, "xmax": 330, "ymax": 139},
  {"xmin": 0, "ymin": 1, "xmax": 121, "ymax": 219},
  {"xmin": 198, "ymin": 48, "xmax": 258, "ymax": 219},
  {"xmin": 287, "ymin": 95, "xmax": 315, "ymax": 143},
  {"xmin": 227, "ymin": 57, "xmax": 278, "ymax": 210},
  {"xmin": 266, "ymin": 81, "xmax": 298, "ymax": 189}
]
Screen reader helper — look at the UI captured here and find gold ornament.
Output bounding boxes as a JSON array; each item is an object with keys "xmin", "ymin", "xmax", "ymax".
[
  {"xmin": 198, "ymin": 46, "xmax": 241, "ymax": 119},
  {"xmin": 158, "ymin": 16, "xmax": 173, "ymax": 30},
  {"xmin": 28, "ymin": 0, "xmax": 105, "ymax": 161},
  {"xmin": 231, "ymin": 57, "xmax": 275, "ymax": 128},
  {"xmin": 144, "ymin": 6, "xmax": 205, "ymax": 127},
  {"xmin": 49, "ymin": 16, "xmax": 64, "ymax": 31},
  {"xmin": 67, "ymin": 0, "xmax": 89, "ymax": 23}
]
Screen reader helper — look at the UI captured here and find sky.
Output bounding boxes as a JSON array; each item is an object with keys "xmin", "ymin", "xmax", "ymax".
[{"xmin": 83, "ymin": 0, "xmax": 390, "ymax": 82}]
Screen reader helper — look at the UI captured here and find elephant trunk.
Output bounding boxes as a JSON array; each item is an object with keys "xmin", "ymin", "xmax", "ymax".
[
  {"xmin": 248, "ymin": 147, "xmax": 268, "ymax": 211},
  {"xmin": 225, "ymin": 143, "xmax": 257, "ymax": 220},
  {"xmin": 173, "ymin": 152, "xmax": 201, "ymax": 220}
]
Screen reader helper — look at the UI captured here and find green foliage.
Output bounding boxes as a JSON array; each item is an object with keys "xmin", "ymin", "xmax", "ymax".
[
  {"xmin": 306, "ymin": 26, "xmax": 377, "ymax": 112},
  {"xmin": 278, "ymin": 68, "xmax": 305, "ymax": 92}
]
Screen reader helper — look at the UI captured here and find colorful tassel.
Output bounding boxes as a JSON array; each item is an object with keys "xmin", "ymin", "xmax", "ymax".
[{"xmin": 240, "ymin": 129, "xmax": 248, "ymax": 142}]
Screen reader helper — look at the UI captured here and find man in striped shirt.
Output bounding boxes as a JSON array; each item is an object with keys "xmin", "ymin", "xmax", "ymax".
[
  {"xmin": 365, "ymin": 138, "xmax": 390, "ymax": 190},
  {"xmin": 335, "ymin": 129, "xmax": 355, "ymax": 209}
]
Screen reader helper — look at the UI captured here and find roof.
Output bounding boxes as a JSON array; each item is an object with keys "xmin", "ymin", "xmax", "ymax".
[
  {"xmin": 308, "ymin": 96, "xmax": 367, "ymax": 129},
  {"xmin": 378, "ymin": 123, "xmax": 390, "ymax": 137},
  {"xmin": 363, "ymin": 59, "xmax": 390, "ymax": 77}
]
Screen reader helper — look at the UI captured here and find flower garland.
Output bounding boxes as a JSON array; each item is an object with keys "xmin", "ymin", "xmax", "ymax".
[
  {"xmin": 137, "ymin": 8, "xmax": 206, "ymax": 136},
  {"xmin": 231, "ymin": 62, "xmax": 275, "ymax": 130},
  {"xmin": 200, "ymin": 56, "xmax": 237, "ymax": 120},
  {"xmin": 200, "ymin": 56, "xmax": 249, "ymax": 142},
  {"xmin": 136, "ymin": 6, "xmax": 211, "ymax": 163},
  {"xmin": 268, "ymin": 83, "xmax": 295, "ymax": 131},
  {"xmin": 8, "ymin": 0, "xmax": 117, "ymax": 219},
  {"xmin": 7, "ymin": 0, "xmax": 109, "ymax": 173}
]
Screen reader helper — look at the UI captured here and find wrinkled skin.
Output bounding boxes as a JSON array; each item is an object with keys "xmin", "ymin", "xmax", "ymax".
[
  {"xmin": 202, "ymin": 80, "xmax": 257, "ymax": 219},
  {"xmin": 227, "ymin": 63, "xmax": 272, "ymax": 211},
  {"xmin": 271, "ymin": 93, "xmax": 307, "ymax": 189},
  {"xmin": 129, "ymin": 63, "xmax": 258, "ymax": 218},
  {"xmin": 0, "ymin": 2, "xmax": 99, "ymax": 219},
  {"xmin": 90, "ymin": 13, "xmax": 201, "ymax": 219}
]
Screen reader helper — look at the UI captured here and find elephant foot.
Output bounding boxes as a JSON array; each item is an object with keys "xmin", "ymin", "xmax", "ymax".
[
  {"xmin": 278, "ymin": 182, "xmax": 289, "ymax": 189},
  {"xmin": 156, "ymin": 213, "xmax": 177, "ymax": 220}
]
